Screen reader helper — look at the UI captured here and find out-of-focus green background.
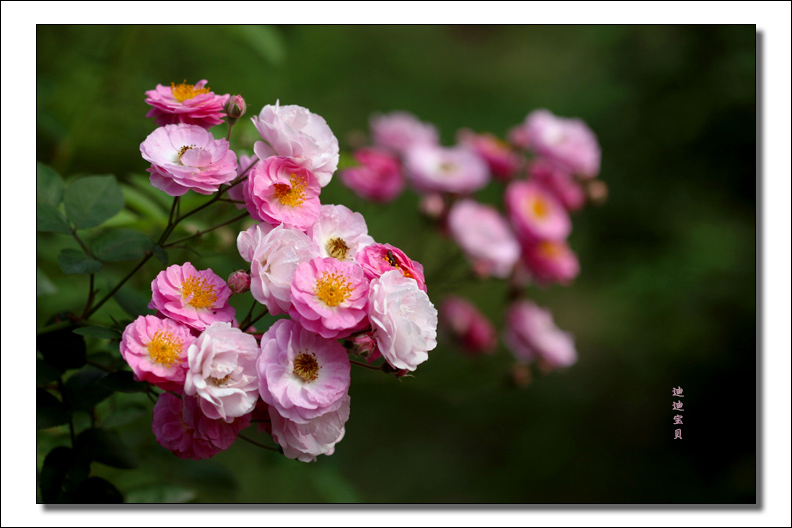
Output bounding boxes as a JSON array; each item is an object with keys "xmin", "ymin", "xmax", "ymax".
[{"xmin": 36, "ymin": 26, "xmax": 756, "ymax": 503}]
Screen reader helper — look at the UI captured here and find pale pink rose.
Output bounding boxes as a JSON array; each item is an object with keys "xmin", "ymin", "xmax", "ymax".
[
  {"xmin": 521, "ymin": 239, "xmax": 580, "ymax": 285},
  {"xmin": 227, "ymin": 270, "xmax": 250, "ymax": 295},
  {"xmin": 368, "ymin": 270, "xmax": 438, "ymax": 371},
  {"xmin": 505, "ymin": 180, "xmax": 571, "ymax": 243},
  {"xmin": 184, "ymin": 322, "xmax": 260, "ymax": 423},
  {"xmin": 258, "ymin": 319, "xmax": 351, "ymax": 424},
  {"xmin": 140, "ymin": 124, "xmax": 238, "ymax": 196},
  {"xmin": 248, "ymin": 225, "xmax": 316, "ymax": 315},
  {"xmin": 152, "ymin": 392, "xmax": 251, "ymax": 460},
  {"xmin": 447, "ymin": 199, "xmax": 520, "ymax": 279},
  {"xmin": 355, "ymin": 243, "xmax": 427, "ymax": 292},
  {"xmin": 405, "ymin": 144, "xmax": 489, "ymax": 194},
  {"xmin": 307, "ymin": 204, "xmax": 375, "ymax": 263},
  {"xmin": 528, "ymin": 159, "xmax": 586, "ymax": 212},
  {"xmin": 149, "ymin": 263, "xmax": 235, "ymax": 332},
  {"xmin": 145, "ymin": 79, "xmax": 230, "ymax": 129},
  {"xmin": 370, "ymin": 111, "xmax": 439, "ymax": 155},
  {"xmin": 120, "ymin": 315, "xmax": 196, "ymax": 392},
  {"xmin": 339, "ymin": 148, "xmax": 405, "ymax": 203},
  {"xmin": 457, "ymin": 128, "xmax": 521, "ymax": 181},
  {"xmin": 503, "ymin": 300, "xmax": 578, "ymax": 369},
  {"xmin": 440, "ymin": 296, "xmax": 497, "ymax": 355},
  {"xmin": 290, "ymin": 257, "xmax": 370, "ymax": 340},
  {"xmin": 519, "ymin": 109, "xmax": 601, "ymax": 178},
  {"xmin": 243, "ymin": 156, "xmax": 321, "ymax": 230},
  {"xmin": 227, "ymin": 154, "xmax": 258, "ymax": 208},
  {"xmin": 252, "ymin": 101, "xmax": 339, "ymax": 187},
  {"xmin": 236, "ymin": 222, "xmax": 275, "ymax": 263},
  {"xmin": 269, "ymin": 395, "xmax": 350, "ymax": 463}
]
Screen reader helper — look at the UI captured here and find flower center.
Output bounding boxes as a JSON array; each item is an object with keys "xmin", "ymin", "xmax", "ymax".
[
  {"xmin": 273, "ymin": 172, "xmax": 308, "ymax": 208},
  {"xmin": 314, "ymin": 271, "xmax": 353, "ymax": 307},
  {"xmin": 382, "ymin": 251, "xmax": 412, "ymax": 279},
  {"xmin": 171, "ymin": 81, "xmax": 211, "ymax": 102},
  {"xmin": 293, "ymin": 352, "xmax": 320, "ymax": 383},
  {"xmin": 439, "ymin": 161, "xmax": 457, "ymax": 174},
  {"xmin": 209, "ymin": 374, "xmax": 232, "ymax": 386},
  {"xmin": 177, "ymin": 144, "xmax": 196, "ymax": 163},
  {"xmin": 528, "ymin": 195, "xmax": 549, "ymax": 219},
  {"xmin": 147, "ymin": 330, "xmax": 184, "ymax": 366},
  {"xmin": 326, "ymin": 237, "xmax": 350, "ymax": 260},
  {"xmin": 181, "ymin": 275, "xmax": 218, "ymax": 309},
  {"xmin": 537, "ymin": 240, "xmax": 563, "ymax": 259}
]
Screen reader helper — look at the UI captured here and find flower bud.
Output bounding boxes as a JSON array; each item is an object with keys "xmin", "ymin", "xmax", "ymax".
[
  {"xmin": 586, "ymin": 179, "xmax": 608, "ymax": 206},
  {"xmin": 227, "ymin": 270, "xmax": 251, "ymax": 295},
  {"xmin": 419, "ymin": 193, "xmax": 446, "ymax": 220},
  {"xmin": 351, "ymin": 333, "xmax": 377, "ymax": 358},
  {"xmin": 224, "ymin": 95, "xmax": 246, "ymax": 121}
]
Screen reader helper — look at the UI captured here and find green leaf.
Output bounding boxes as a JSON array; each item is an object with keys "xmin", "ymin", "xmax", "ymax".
[
  {"xmin": 37, "ymin": 328, "xmax": 86, "ymax": 373},
  {"xmin": 114, "ymin": 285, "xmax": 155, "ymax": 318},
  {"xmin": 37, "ymin": 358, "xmax": 62, "ymax": 386},
  {"xmin": 37, "ymin": 202, "xmax": 72, "ymax": 234},
  {"xmin": 75, "ymin": 428, "xmax": 139, "ymax": 469},
  {"xmin": 228, "ymin": 25, "xmax": 285, "ymax": 66},
  {"xmin": 126, "ymin": 485, "xmax": 197, "ymax": 504},
  {"xmin": 98, "ymin": 371, "xmax": 149, "ymax": 393},
  {"xmin": 73, "ymin": 325, "xmax": 121, "ymax": 339},
  {"xmin": 37, "ymin": 162, "xmax": 65, "ymax": 206},
  {"xmin": 40, "ymin": 447, "xmax": 91, "ymax": 503},
  {"xmin": 63, "ymin": 367, "xmax": 114, "ymax": 412},
  {"xmin": 37, "ymin": 268, "xmax": 58, "ymax": 296},
  {"xmin": 67, "ymin": 477, "xmax": 124, "ymax": 503},
  {"xmin": 37, "ymin": 389, "xmax": 70, "ymax": 429},
  {"xmin": 92, "ymin": 229, "xmax": 154, "ymax": 262},
  {"xmin": 121, "ymin": 183, "xmax": 168, "ymax": 224},
  {"xmin": 64, "ymin": 175, "xmax": 124, "ymax": 229},
  {"xmin": 57, "ymin": 249, "xmax": 102, "ymax": 275},
  {"xmin": 152, "ymin": 244, "xmax": 168, "ymax": 266}
]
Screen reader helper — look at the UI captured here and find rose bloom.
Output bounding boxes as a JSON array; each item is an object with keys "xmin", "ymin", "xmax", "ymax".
[
  {"xmin": 457, "ymin": 128, "xmax": 521, "ymax": 181},
  {"xmin": 447, "ymin": 199, "xmax": 520, "ymax": 279},
  {"xmin": 356, "ymin": 243, "xmax": 427, "ymax": 292},
  {"xmin": 290, "ymin": 257, "xmax": 370, "ymax": 340},
  {"xmin": 503, "ymin": 300, "xmax": 578, "ymax": 369},
  {"xmin": 521, "ymin": 239, "xmax": 580, "ymax": 286},
  {"xmin": 439, "ymin": 296, "xmax": 497, "ymax": 355},
  {"xmin": 145, "ymin": 79, "xmax": 230, "ymax": 129},
  {"xmin": 149, "ymin": 263, "xmax": 235, "ymax": 332},
  {"xmin": 140, "ymin": 124, "xmax": 238, "ymax": 197},
  {"xmin": 258, "ymin": 319, "xmax": 351, "ymax": 423},
  {"xmin": 528, "ymin": 159, "xmax": 586, "ymax": 212},
  {"xmin": 505, "ymin": 180, "xmax": 571, "ymax": 243},
  {"xmin": 236, "ymin": 222, "xmax": 275, "ymax": 263},
  {"xmin": 339, "ymin": 147, "xmax": 405, "ymax": 203},
  {"xmin": 248, "ymin": 225, "xmax": 317, "ymax": 315},
  {"xmin": 120, "ymin": 315, "xmax": 196, "ymax": 391},
  {"xmin": 269, "ymin": 395, "xmax": 350, "ymax": 463},
  {"xmin": 405, "ymin": 144, "xmax": 489, "ymax": 194},
  {"xmin": 184, "ymin": 322, "xmax": 260, "ymax": 423},
  {"xmin": 227, "ymin": 154, "xmax": 258, "ymax": 208},
  {"xmin": 307, "ymin": 204, "xmax": 375, "ymax": 263},
  {"xmin": 243, "ymin": 156, "xmax": 321, "ymax": 230},
  {"xmin": 370, "ymin": 111, "xmax": 439, "ymax": 155},
  {"xmin": 152, "ymin": 392, "xmax": 251, "ymax": 460},
  {"xmin": 518, "ymin": 109, "xmax": 601, "ymax": 178},
  {"xmin": 252, "ymin": 101, "xmax": 339, "ymax": 187},
  {"xmin": 368, "ymin": 270, "xmax": 438, "ymax": 371}
]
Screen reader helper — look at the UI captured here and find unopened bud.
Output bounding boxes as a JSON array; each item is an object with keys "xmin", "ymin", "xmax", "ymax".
[
  {"xmin": 419, "ymin": 193, "xmax": 446, "ymax": 220},
  {"xmin": 351, "ymin": 333, "xmax": 377, "ymax": 358},
  {"xmin": 227, "ymin": 270, "xmax": 250, "ymax": 294},
  {"xmin": 586, "ymin": 179, "xmax": 608, "ymax": 206},
  {"xmin": 224, "ymin": 95, "xmax": 246, "ymax": 122}
]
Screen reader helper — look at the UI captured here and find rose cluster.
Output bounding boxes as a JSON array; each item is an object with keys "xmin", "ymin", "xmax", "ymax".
[{"xmin": 121, "ymin": 81, "xmax": 438, "ymax": 462}]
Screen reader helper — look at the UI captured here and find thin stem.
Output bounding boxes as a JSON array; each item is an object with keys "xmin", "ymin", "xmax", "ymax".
[
  {"xmin": 245, "ymin": 307, "xmax": 270, "ymax": 330},
  {"xmin": 86, "ymin": 358, "xmax": 116, "ymax": 373},
  {"xmin": 350, "ymin": 359, "xmax": 382, "ymax": 371},
  {"xmin": 238, "ymin": 300, "xmax": 258, "ymax": 330},
  {"xmin": 71, "ymin": 228, "xmax": 93, "ymax": 257},
  {"xmin": 86, "ymin": 253, "xmax": 152, "ymax": 318},
  {"xmin": 163, "ymin": 212, "xmax": 248, "ymax": 248},
  {"xmin": 238, "ymin": 433, "xmax": 280, "ymax": 452},
  {"xmin": 79, "ymin": 273, "xmax": 96, "ymax": 320},
  {"xmin": 226, "ymin": 122, "xmax": 235, "ymax": 142}
]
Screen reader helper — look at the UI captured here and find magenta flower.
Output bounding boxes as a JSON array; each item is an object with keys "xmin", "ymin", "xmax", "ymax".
[
  {"xmin": 339, "ymin": 148, "xmax": 405, "ymax": 203},
  {"xmin": 258, "ymin": 319, "xmax": 351, "ymax": 424},
  {"xmin": 290, "ymin": 257, "xmax": 370, "ymax": 340},
  {"xmin": 307, "ymin": 204, "xmax": 375, "ymax": 263},
  {"xmin": 243, "ymin": 156, "xmax": 321, "ymax": 230},
  {"xmin": 505, "ymin": 180, "xmax": 571, "ymax": 243},
  {"xmin": 521, "ymin": 239, "xmax": 580, "ymax": 286},
  {"xmin": 356, "ymin": 243, "xmax": 427, "ymax": 293},
  {"xmin": 120, "ymin": 315, "xmax": 196, "ymax": 392},
  {"xmin": 440, "ymin": 296, "xmax": 497, "ymax": 355},
  {"xmin": 405, "ymin": 144, "xmax": 489, "ymax": 195},
  {"xmin": 457, "ymin": 128, "xmax": 521, "ymax": 181},
  {"xmin": 528, "ymin": 159, "xmax": 586, "ymax": 212},
  {"xmin": 368, "ymin": 270, "xmax": 438, "ymax": 371},
  {"xmin": 503, "ymin": 300, "xmax": 578, "ymax": 370},
  {"xmin": 447, "ymin": 199, "xmax": 520, "ymax": 279},
  {"xmin": 269, "ymin": 395, "xmax": 350, "ymax": 463},
  {"xmin": 518, "ymin": 109, "xmax": 601, "ymax": 178},
  {"xmin": 152, "ymin": 392, "xmax": 251, "ymax": 460},
  {"xmin": 370, "ymin": 111, "xmax": 439, "ymax": 155},
  {"xmin": 140, "ymin": 124, "xmax": 238, "ymax": 196},
  {"xmin": 149, "ymin": 262, "xmax": 235, "ymax": 332},
  {"xmin": 252, "ymin": 101, "xmax": 339, "ymax": 187},
  {"xmin": 145, "ymin": 79, "xmax": 230, "ymax": 129}
]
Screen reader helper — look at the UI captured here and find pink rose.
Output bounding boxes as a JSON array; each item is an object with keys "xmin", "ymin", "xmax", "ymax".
[
  {"xmin": 457, "ymin": 128, "xmax": 521, "ymax": 181},
  {"xmin": 355, "ymin": 243, "xmax": 427, "ymax": 292},
  {"xmin": 440, "ymin": 296, "xmax": 497, "ymax": 355},
  {"xmin": 236, "ymin": 222, "xmax": 275, "ymax": 264},
  {"xmin": 405, "ymin": 144, "xmax": 489, "ymax": 195},
  {"xmin": 370, "ymin": 111, "xmax": 439, "ymax": 155},
  {"xmin": 519, "ymin": 109, "xmax": 601, "ymax": 178},
  {"xmin": 521, "ymin": 239, "xmax": 580, "ymax": 286},
  {"xmin": 528, "ymin": 159, "xmax": 586, "ymax": 212},
  {"xmin": 269, "ymin": 395, "xmax": 350, "ymax": 463},
  {"xmin": 504, "ymin": 180, "xmax": 571, "ymax": 244},
  {"xmin": 145, "ymin": 79, "xmax": 230, "ymax": 129},
  {"xmin": 243, "ymin": 156, "xmax": 321, "ymax": 230},
  {"xmin": 307, "ymin": 204, "xmax": 375, "ymax": 263},
  {"xmin": 339, "ymin": 148, "xmax": 405, "ymax": 203},
  {"xmin": 503, "ymin": 300, "xmax": 577, "ymax": 370}
]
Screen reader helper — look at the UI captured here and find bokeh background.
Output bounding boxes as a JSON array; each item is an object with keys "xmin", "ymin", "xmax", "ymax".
[{"xmin": 36, "ymin": 25, "xmax": 756, "ymax": 503}]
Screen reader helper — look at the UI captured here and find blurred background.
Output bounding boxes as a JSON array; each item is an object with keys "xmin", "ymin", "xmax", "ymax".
[{"xmin": 36, "ymin": 25, "xmax": 756, "ymax": 503}]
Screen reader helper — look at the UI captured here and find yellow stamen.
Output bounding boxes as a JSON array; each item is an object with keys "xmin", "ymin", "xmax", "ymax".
[
  {"xmin": 171, "ymin": 80, "xmax": 211, "ymax": 102},
  {"xmin": 177, "ymin": 144, "xmax": 196, "ymax": 163},
  {"xmin": 528, "ymin": 195, "xmax": 549, "ymax": 219},
  {"xmin": 293, "ymin": 352, "xmax": 321, "ymax": 383},
  {"xmin": 382, "ymin": 252, "xmax": 412, "ymax": 279},
  {"xmin": 209, "ymin": 374, "xmax": 232, "ymax": 386},
  {"xmin": 537, "ymin": 240, "xmax": 563, "ymax": 259},
  {"xmin": 326, "ymin": 237, "xmax": 350, "ymax": 260},
  {"xmin": 314, "ymin": 271, "xmax": 353, "ymax": 307},
  {"xmin": 273, "ymin": 172, "xmax": 308, "ymax": 208},
  {"xmin": 181, "ymin": 276, "xmax": 218, "ymax": 309},
  {"xmin": 147, "ymin": 330, "xmax": 184, "ymax": 366}
]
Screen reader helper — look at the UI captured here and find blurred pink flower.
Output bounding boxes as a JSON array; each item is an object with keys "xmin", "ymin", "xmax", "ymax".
[
  {"xmin": 307, "ymin": 204, "xmax": 375, "ymax": 263},
  {"xmin": 356, "ymin": 243, "xmax": 427, "ymax": 292},
  {"xmin": 518, "ymin": 109, "xmax": 601, "ymax": 178},
  {"xmin": 269, "ymin": 395, "xmax": 350, "ymax": 463},
  {"xmin": 370, "ymin": 111, "xmax": 439, "ymax": 155},
  {"xmin": 243, "ymin": 156, "xmax": 321, "ymax": 230},
  {"xmin": 140, "ymin": 124, "xmax": 237, "ymax": 196},
  {"xmin": 457, "ymin": 128, "xmax": 521, "ymax": 181},
  {"xmin": 405, "ymin": 144, "xmax": 489, "ymax": 194},
  {"xmin": 447, "ymin": 199, "xmax": 520, "ymax": 279},
  {"xmin": 339, "ymin": 147, "xmax": 405, "ymax": 203},
  {"xmin": 503, "ymin": 300, "xmax": 578, "ymax": 370},
  {"xmin": 505, "ymin": 180, "xmax": 571, "ymax": 243},
  {"xmin": 149, "ymin": 263, "xmax": 235, "ymax": 332},
  {"xmin": 145, "ymin": 79, "xmax": 229, "ymax": 129},
  {"xmin": 521, "ymin": 239, "xmax": 580, "ymax": 286},
  {"xmin": 528, "ymin": 159, "xmax": 586, "ymax": 212},
  {"xmin": 439, "ymin": 296, "xmax": 497, "ymax": 355}
]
